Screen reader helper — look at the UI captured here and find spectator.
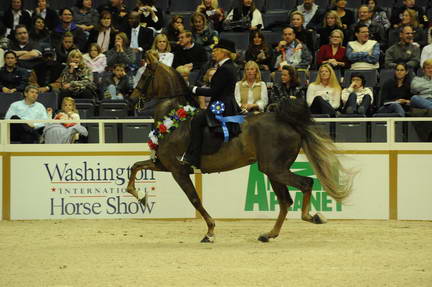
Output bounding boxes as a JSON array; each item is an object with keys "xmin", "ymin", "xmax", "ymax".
[
  {"xmin": 3, "ymin": 0, "xmax": 32, "ymax": 32},
  {"xmin": 274, "ymin": 26, "xmax": 312, "ymax": 70},
  {"xmin": 385, "ymin": 25, "xmax": 420, "ymax": 70},
  {"xmin": 150, "ymin": 33, "xmax": 173, "ymax": 66},
  {"xmin": 289, "ymin": 11, "xmax": 315, "ymax": 53},
  {"xmin": 0, "ymin": 50, "xmax": 29, "ymax": 94},
  {"xmin": 317, "ymin": 29, "xmax": 349, "ymax": 70},
  {"xmin": 134, "ymin": 0, "xmax": 164, "ymax": 32},
  {"xmin": 225, "ymin": 0, "xmax": 264, "ymax": 31},
  {"xmin": 123, "ymin": 11, "xmax": 154, "ymax": 54},
  {"xmin": 341, "ymin": 73, "xmax": 373, "ymax": 114},
  {"xmin": 8, "ymin": 25, "xmax": 42, "ymax": 70},
  {"xmin": 29, "ymin": 48, "xmax": 64, "ymax": 94},
  {"xmin": 388, "ymin": 9, "xmax": 426, "ymax": 47},
  {"xmin": 331, "ymin": 0, "xmax": 355, "ymax": 30},
  {"xmin": 196, "ymin": 0, "xmax": 225, "ymax": 32},
  {"xmin": 346, "ymin": 24, "xmax": 380, "ymax": 70},
  {"xmin": 83, "ymin": 43, "xmax": 107, "ymax": 74},
  {"xmin": 102, "ymin": 63, "xmax": 132, "ymax": 100},
  {"xmin": 421, "ymin": 31, "xmax": 432, "ymax": 67},
  {"xmin": 190, "ymin": 12, "xmax": 219, "ymax": 54},
  {"xmin": 5, "ymin": 85, "xmax": 49, "ymax": 143},
  {"xmin": 98, "ymin": 0, "xmax": 129, "ymax": 31},
  {"xmin": 245, "ymin": 30, "xmax": 274, "ymax": 71},
  {"xmin": 32, "ymin": 0, "xmax": 59, "ymax": 30},
  {"xmin": 296, "ymin": 0, "xmax": 323, "ymax": 30},
  {"xmin": 317, "ymin": 10, "xmax": 349, "ymax": 46},
  {"xmin": 29, "ymin": 16, "xmax": 52, "ymax": 50},
  {"xmin": 163, "ymin": 15, "xmax": 185, "ymax": 47},
  {"xmin": 306, "ymin": 64, "xmax": 341, "ymax": 116},
  {"xmin": 363, "ymin": 0, "xmax": 390, "ymax": 30},
  {"xmin": 268, "ymin": 65, "xmax": 304, "ymax": 110},
  {"xmin": 376, "ymin": 63, "xmax": 412, "ymax": 116},
  {"xmin": 172, "ymin": 31, "xmax": 208, "ymax": 69},
  {"xmin": 87, "ymin": 10, "xmax": 117, "ymax": 53},
  {"xmin": 352, "ymin": 5, "xmax": 386, "ymax": 47},
  {"xmin": 52, "ymin": 8, "xmax": 87, "ymax": 51},
  {"xmin": 0, "ymin": 22, "xmax": 11, "ymax": 50},
  {"xmin": 59, "ymin": 49, "xmax": 97, "ymax": 100},
  {"xmin": 58, "ymin": 97, "xmax": 80, "ymax": 124},
  {"xmin": 390, "ymin": 0, "xmax": 428, "ymax": 28},
  {"xmin": 56, "ymin": 32, "xmax": 78, "ymax": 65},
  {"xmin": 198, "ymin": 67, "xmax": 216, "ymax": 108},
  {"xmin": 176, "ymin": 65, "xmax": 192, "ymax": 86},
  {"xmin": 410, "ymin": 59, "xmax": 432, "ymax": 109},
  {"xmin": 105, "ymin": 32, "xmax": 136, "ymax": 69},
  {"xmin": 235, "ymin": 60, "xmax": 268, "ymax": 112},
  {"xmin": 71, "ymin": 0, "xmax": 100, "ymax": 33}
]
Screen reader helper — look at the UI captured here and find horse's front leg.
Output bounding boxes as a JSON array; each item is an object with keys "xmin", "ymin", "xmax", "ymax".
[
  {"xmin": 127, "ymin": 159, "xmax": 167, "ymax": 204},
  {"xmin": 171, "ymin": 170, "xmax": 215, "ymax": 243}
]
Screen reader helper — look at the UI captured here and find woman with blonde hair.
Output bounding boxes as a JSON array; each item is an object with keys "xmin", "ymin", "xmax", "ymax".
[
  {"xmin": 389, "ymin": 9, "xmax": 426, "ymax": 47},
  {"xmin": 151, "ymin": 33, "xmax": 174, "ymax": 66},
  {"xmin": 306, "ymin": 64, "xmax": 341, "ymax": 116},
  {"xmin": 59, "ymin": 49, "xmax": 97, "ymax": 99},
  {"xmin": 235, "ymin": 60, "xmax": 268, "ymax": 112},
  {"xmin": 190, "ymin": 12, "xmax": 219, "ymax": 53},
  {"xmin": 289, "ymin": 11, "xmax": 314, "ymax": 52},
  {"xmin": 317, "ymin": 10, "xmax": 349, "ymax": 46},
  {"xmin": 196, "ymin": 0, "xmax": 225, "ymax": 32},
  {"xmin": 316, "ymin": 29, "xmax": 349, "ymax": 69}
]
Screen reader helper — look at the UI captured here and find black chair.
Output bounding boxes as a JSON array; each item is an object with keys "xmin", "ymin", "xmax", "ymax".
[
  {"xmin": 266, "ymin": 1, "xmax": 297, "ymax": 11},
  {"xmin": 335, "ymin": 114, "xmax": 368, "ymax": 143},
  {"xmin": 261, "ymin": 31, "xmax": 282, "ymax": 46},
  {"xmin": 99, "ymin": 100, "xmax": 129, "ymax": 118},
  {"xmin": 261, "ymin": 70, "xmax": 271, "ymax": 82},
  {"xmin": 315, "ymin": 0, "xmax": 330, "ymax": 10},
  {"xmin": 380, "ymin": 0, "xmax": 396, "ymax": 8},
  {"xmin": 37, "ymin": 92, "xmax": 59, "ymax": 111},
  {"xmin": 86, "ymin": 122, "xmax": 119, "ymax": 143},
  {"xmin": 370, "ymin": 114, "xmax": 404, "ymax": 142},
  {"xmin": 122, "ymin": 123, "xmax": 152, "ymax": 143},
  {"xmin": 219, "ymin": 32, "xmax": 250, "ymax": 51},
  {"xmin": 0, "ymin": 93, "xmax": 23, "ymax": 119},
  {"xmin": 262, "ymin": 10, "xmax": 289, "ymax": 31},
  {"xmin": 219, "ymin": 0, "xmax": 234, "ymax": 11},
  {"xmin": 342, "ymin": 69, "xmax": 378, "ymax": 88},
  {"xmin": 75, "ymin": 102, "xmax": 96, "ymax": 119},
  {"xmin": 312, "ymin": 114, "xmax": 334, "ymax": 140},
  {"xmin": 169, "ymin": 0, "xmax": 200, "ymax": 12}
]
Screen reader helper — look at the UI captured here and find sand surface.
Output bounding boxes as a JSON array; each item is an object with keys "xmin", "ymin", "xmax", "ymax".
[{"xmin": 0, "ymin": 219, "xmax": 431, "ymax": 287}]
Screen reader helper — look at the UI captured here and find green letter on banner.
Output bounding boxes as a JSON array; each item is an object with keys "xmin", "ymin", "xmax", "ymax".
[{"xmin": 244, "ymin": 163, "xmax": 269, "ymax": 211}]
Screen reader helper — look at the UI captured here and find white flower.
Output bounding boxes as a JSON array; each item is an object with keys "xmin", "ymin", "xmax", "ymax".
[
  {"xmin": 183, "ymin": 105, "xmax": 196, "ymax": 113},
  {"xmin": 163, "ymin": 117, "xmax": 174, "ymax": 129},
  {"xmin": 149, "ymin": 130, "xmax": 158, "ymax": 144}
]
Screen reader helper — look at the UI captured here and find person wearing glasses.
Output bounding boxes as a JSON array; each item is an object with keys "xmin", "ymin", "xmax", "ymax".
[
  {"xmin": 316, "ymin": 29, "xmax": 349, "ymax": 70},
  {"xmin": 384, "ymin": 25, "xmax": 420, "ymax": 70}
]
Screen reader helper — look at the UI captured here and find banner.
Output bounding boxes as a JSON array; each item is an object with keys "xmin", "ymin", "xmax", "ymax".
[
  {"xmin": 398, "ymin": 154, "xmax": 432, "ymax": 220},
  {"xmin": 203, "ymin": 154, "xmax": 389, "ymax": 220},
  {"xmin": 10, "ymin": 156, "xmax": 195, "ymax": 220},
  {"xmin": 0, "ymin": 155, "xmax": 2, "ymax": 220}
]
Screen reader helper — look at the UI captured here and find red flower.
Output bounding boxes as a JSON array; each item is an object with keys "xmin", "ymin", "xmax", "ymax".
[
  {"xmin": 176, "ymin": 108, "xmax": 187, "ymax": 119},
  {"xmin": 158, "ymin": 124, "xmax": 167, "ymax": 133},
  {"xmin": 147, "ymin": 140, "xmax": 158, "ymax": 150}
]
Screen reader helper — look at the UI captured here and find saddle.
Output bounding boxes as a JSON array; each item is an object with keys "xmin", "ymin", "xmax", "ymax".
[{"xmin": 201, "ymin": 112, "xmax": 242, "ymax": 155}]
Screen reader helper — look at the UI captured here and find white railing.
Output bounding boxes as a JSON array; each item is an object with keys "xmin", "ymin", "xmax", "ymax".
[{"xmin": 0, "ymin": 117, "xmax": 431, "ymax": 152}]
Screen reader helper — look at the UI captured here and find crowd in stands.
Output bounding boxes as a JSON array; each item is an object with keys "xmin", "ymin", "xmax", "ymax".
[{"xmin": 1, "ymin": 0, "xmax": 432, "ymax": 143}]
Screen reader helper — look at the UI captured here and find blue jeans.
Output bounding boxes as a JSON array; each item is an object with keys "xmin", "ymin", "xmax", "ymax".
[
  {"xmin": 377, "ymin": 102, "xmax": 406, "ymax": 117},
  {"xmin": 410, "ymin": 96, "xmax": 432, "ymax": 109}
]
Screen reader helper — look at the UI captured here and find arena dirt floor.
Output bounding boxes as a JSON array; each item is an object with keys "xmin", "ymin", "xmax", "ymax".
[{"xmin": 0, "ymin": 219, "xmax": 431, "ymax": 287}]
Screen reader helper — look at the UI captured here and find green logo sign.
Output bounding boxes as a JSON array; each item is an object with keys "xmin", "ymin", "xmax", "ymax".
[{"xmin": 244, "ymin": 162, "xmax": 342, "ymax": 212}]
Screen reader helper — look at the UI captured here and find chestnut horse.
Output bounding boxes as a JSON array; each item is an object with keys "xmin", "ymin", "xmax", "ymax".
[{"xmin": 127, "ymin": 55, "xmax": 354, "ymax": 243}]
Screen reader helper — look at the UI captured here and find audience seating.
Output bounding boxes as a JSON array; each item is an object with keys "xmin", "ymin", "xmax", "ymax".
[
  {"xmin": 219, "ymin": 0, "xmax": 234, "ymax": 11},
  {"xmin": 263, "ymin": 11, "xmax": 289, "ymax": 31},
  {"xmin": 122, "ymin": 123, "xmax": 152, "ymax": 143},
  {"xmin": 220, "ymin": 32, "xmax": 250, "ymax": 51},
  {"xmin": 169, "ymin": 0, "xmax": 200, "ymax": 12},
  {"xmin": 0, "ymin": 93, "xmax": 23, "ymax": 119},
  {"xmin": 76, "ymin": 102, "xmax": 96, "ymax": 119},
  {"xmin": 37, "ymin": 92, "xmax": 59, "ymax": 112},
  {"xmin": 98, "ymin": 101, "xmax": 129, "ymax": 118},
  {"xmin": 335, "ymin": 115, "xmax": 369, "ymax": 143},
  {"xmin": 86, "ymin": 123, "xmax": 119, "ymax": 144},
  {"xmin": 266, "ymin": 0, "xmax": 298, "ymax": 11}
]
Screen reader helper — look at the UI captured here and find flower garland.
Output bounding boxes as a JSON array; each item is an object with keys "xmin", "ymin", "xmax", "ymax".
[{"xmin": 147, "ymin": 105, "xmax": 198, "ymax": 150}]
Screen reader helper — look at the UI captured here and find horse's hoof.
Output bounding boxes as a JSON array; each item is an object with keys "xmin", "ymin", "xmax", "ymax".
[
  {"xmin": 257, "ymin": 235, "xmax": 269, "ymax": 242},
  {"xmin": 200, "ymin": 235, "xmax": 214, "ymax": 243},
  {"xmin": 137, "ymin": 190, "xmax": 148, "ymax": 206},
  {"xmin": 312, "ymin": 213, "xmax": 327, "ymax": 224}
]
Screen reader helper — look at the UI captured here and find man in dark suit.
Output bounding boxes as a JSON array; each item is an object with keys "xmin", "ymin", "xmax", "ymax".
[
  {"xmin": 177, "ymin": 39, "xmax": 240, "ymax": 168},
  {"xmin": 123, "ymin": 11, "xmax": 154, "ymax": 54}
]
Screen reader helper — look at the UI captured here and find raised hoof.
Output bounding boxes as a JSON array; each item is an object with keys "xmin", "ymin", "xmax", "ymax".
[
  {"xmin": 312, "ymin": 213, "xmax": 328, "ymax": 224},
  {"xmin": 257, "ymin": 235, "xmax": 269, "ymax": 243},
  {"xmin": 200, "ymin": 235, "xmax": 214, "ymax": 243},
  {"xmin": 137, "ymin": 190, "xmax": 148, "ymax": 206}
]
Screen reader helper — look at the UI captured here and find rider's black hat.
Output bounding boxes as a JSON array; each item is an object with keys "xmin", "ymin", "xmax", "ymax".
[{"xmin": 214, "ymin": 38, "xmax": 236, "ymax": 53}]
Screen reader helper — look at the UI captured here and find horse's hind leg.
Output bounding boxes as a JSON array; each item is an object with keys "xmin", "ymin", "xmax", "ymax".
[
  {"xmin": 127, "ymin": 160, "xmax": 167, "ymax": 203},
  {"xmin": 171, "ymin": 171, "xmax": 215, "ymax": 243},
  {"xmin": 258, "ymin": 180, "xmax": 293, "ymax": 242}
]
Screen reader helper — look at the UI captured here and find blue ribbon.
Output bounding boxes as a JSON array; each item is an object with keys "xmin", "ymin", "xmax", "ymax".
[{"xmin": 211, "ymin": 101, "xmax": 244, "ymax": 142}]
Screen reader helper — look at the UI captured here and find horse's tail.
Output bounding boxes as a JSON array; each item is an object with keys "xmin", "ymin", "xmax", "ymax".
[{"xmin": 276, "ymin": 99, "xmax": 355, "ymax": 202}]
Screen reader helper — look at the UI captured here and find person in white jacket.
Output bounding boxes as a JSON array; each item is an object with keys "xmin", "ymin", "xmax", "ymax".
[
  {"xmin": 341, "ymin": 73, "xmax": 373, "ymax": 115},
  {"xmin": 306, "ymin": 64, "xmax": 341, "ymax": 117},
  {"xmin": 83, "ymin": 43, "xmax": 107, "ymax": 74}
]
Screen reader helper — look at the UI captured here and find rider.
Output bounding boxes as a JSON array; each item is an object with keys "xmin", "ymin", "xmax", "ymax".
[{"xmin": 177, "ymin": 39, "xmax": 239, "ymax": 168}]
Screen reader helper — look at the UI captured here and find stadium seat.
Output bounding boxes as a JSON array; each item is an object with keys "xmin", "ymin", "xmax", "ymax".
[
  {"xmin": 312, "ymin": 114, "xmax": 333, "ymax": 139},
  {"xmin": 99, "ymin": 101, "xmax": 129, "ymax": 118},
  {"xmin": 0, "ymin": 93, "xmax": 23, "ymax": 119},
  {"xmin": 380, "ymin": 0, "xmax": 396, "ymax": 8},
  {"xmin": 220, "ymin": 32, "xmax": 250, "ymax": 51},
  {"xmin": 219, "ymin": 0, "xmax": 234, "ymax": 11},
  {"xmin": 169, "ymin": 0, "xmax": 200, "ymax": 12},
  {"xmin": 37, "ymin": 92, "xmax": 59, "ymax": 112},
  {"xmin": 75, "ymin": 102, "xmax": 96, "ymax": 119},
  {"xmin": 342, "ymin": 70, "xmax": 378, "ymax": 88},
  {"xmin": 263, "ymin": 10, "xmax": 289, "ymax": 31},
  {"xmin": 267, "ymin": 0, "xmax": 298, "ymax": 11},
  {"xmin": 86, "ymin": 123, "xmax": 119, "ymax": 143},
  {"xmin": 315, "ymin": 0, "xmax": 330, "ymax": 10},
  {"xmin": 335, "ymin": 114, "xmax": 368, "ymax": 143},
  {"xmin": 370, "ymin": 116, "xmax": 404, "ymax": 143},
  {"xmin": 261, "ymin": 31, "xmax": 282, "ymax": 46},
  {"xmin": 122, "ymin": 123, "xmax": 152, "ymax": 143}
]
